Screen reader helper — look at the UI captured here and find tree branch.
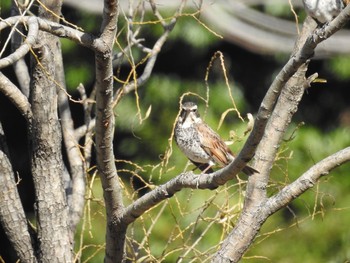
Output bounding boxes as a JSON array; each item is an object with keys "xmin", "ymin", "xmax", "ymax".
[
  {"xmin": 94, "ymin": 0, "xmax": 126, "ymax": 262},
  {"xmin": 0, "ymin": 16, "xmax": 38, "ymax": 69},
  {"xmin": 114, "ymin": 0, "xmax": 185, "ymax": 103},
  {"xmin": 56, "ymin": 49, "xmax": 86, "ymax": 236},
  {"xmin": 0, "ymin": 72, "xmax": 32, "ymax": 122},
  {"xmin": 267, "ymin": 147, "xmax": 350, "ymax": 215},
  {"xmin": 29, "ymin": 15, "xmax": 72, "ymax": 262},
  {"xmin": 211, "ymin": 7, "xmax": 350, "ymax": 262},
  {"xmin": 10, "ymin": 2, "xmax": 31, "ymax": 97},
  {"xmin": 229, "ymin": 5, "xmax": 350, "ymax": 186},
  {"xmin": 0, "ymin": 122, "xmax": 37, "ymax": 262},
  {"xmin": 0, "ymin": 15, "xmax": 102, "ymax": 52},
  {"xmin": 63, "ymin": 0, "xmax": 350, "ymax": 56}
]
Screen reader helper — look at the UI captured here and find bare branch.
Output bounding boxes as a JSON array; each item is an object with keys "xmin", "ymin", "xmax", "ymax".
[
  {"xmin": 0, "ymin": 72, "xmax": 32, "ymax": 122},
  {"xmin": 121, "ymin": 140, "xmax": 350, "ymax": 225},
  {"xmin": 0, "ymin": 122, "xmax": 37, "ymax": 262},
  {"xmin": 29, "ymin": 12, "xmax": 73, "ymax": 259},
  {"xmin": 94, "ymin": 0, "xmax": 126, "ymax": 262},
  {"xmin": 0, "ymin": 15, "xmax": 102, "ymax": 52},
  {"xmin": 0, "ymin": 16, "xmax": 38, "ymax": 69},
  {"xmin": 114, "ymin": 0, "xmax": 186, "ymax": 102},
  {"xmin": 231, "ymin": 6, "xmax": 350, "ymax": 183},
  {"xmin": 10, "ymin": 2, "xmax": 31, "ymax": 96},
  {"xmin": 76, "ymin": 83, "xmax": 95, "ymax": 168},
  {"xmin": 56, "ymin": 48, "xmax": 85, "ymax": 234},
  {"xmin": 211, "ymin": 7, "xmax": 350, "ymax": 262},
  {"xmin": 267, "ymin": 147, "xmax": 350, "ymax": 214},
  {"xmin": 122, "ymin": 168, "xmax": 223, "ymax": 225}
]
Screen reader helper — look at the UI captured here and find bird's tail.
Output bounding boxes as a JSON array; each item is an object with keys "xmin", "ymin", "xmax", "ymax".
[{"xmin": 242, "ymin": 165, "xmax": 259, "ymax": 176}]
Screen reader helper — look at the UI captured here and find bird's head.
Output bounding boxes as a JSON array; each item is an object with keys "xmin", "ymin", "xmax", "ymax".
[{"xmin": 178, "ymin": 101, "xmax": 201, "ymax": 128}]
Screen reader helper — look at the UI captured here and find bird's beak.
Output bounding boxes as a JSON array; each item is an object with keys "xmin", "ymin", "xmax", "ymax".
[{"xmin": 179, "ymin": 109, "xmax": 189, "ymax": 124}]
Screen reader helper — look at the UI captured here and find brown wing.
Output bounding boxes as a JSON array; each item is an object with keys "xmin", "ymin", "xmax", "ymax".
[{"xmin": 196, "ymin": 122, "xmax": 233, "ymax": 166}]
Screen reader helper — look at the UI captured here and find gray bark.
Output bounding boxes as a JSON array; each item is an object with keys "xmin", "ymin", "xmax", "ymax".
[{"xmin": 0, "ymin": 122, "xmax": 36, "ymax": 262}]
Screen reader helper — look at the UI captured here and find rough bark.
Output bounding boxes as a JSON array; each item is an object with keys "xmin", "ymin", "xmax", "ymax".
[
  {"xmin": 55, "ymin": 23, "xmax": 85, "ymax": 236},
  {"xmin": 29, "ymin": 12, "xmax": 72, "ymax": 261},
  {"xmin": 10, "ymin": 1, "xmax": 31, "ymax": 97},
  {"xmin": 29, "ymin": 40, "xmax": 72, "ymax": 262},
  {"xmin": 0, "ymin": 122, "xmax": 36, "ymax": 262},
  {"xmin": 94, "ymin": 0, "xmax": 126, "ymax": 262},
  {"xmin": 0, "ymin": 2, "xmax": 350, "ymax": 262},
  {"xmin": 211, "ymin": 14, "xmax": 350, "ymax": 263}
]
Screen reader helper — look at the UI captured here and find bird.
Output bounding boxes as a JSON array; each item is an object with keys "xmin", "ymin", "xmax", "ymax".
[
  {"xmin": 174, "ymin": 101, "xmax": 259, "ymax": 175},
  {"xmin": 302, "ymin": 0, "xmax": 349, "ymax": 24}
]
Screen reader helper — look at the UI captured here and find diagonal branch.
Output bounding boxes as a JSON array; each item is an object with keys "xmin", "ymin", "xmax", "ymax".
[
  {"xmin": 0, "ymin": 15, "xmax": 102, "ymax": 52},
  {"xmin": 224, "ymin": 5, "xmax": 350, "ymax": 185},
  {"xmin": 0, "ymin": 122, "xmax": 37, "ymax": 262},
  {"xmin": 114, "ymin": 0, "xmax": 186, "ymax": 102},
  {"xmin": 0, "ymin": 16, "xmax": 38, "ymax": 69},
  {"xmin": 266, "ymin": 147, "xmax": 350, "ymax": 214},
  {"xmin": 211, "ymin": 7, "xmax": 350, "ymax": 263},
  {"xmin": 10, "ymin": 2, "xmax": 31, "ymax": 97},
  {"xmin": 0, "ymin": 72, "xmax": 32, "ymax": 122}
]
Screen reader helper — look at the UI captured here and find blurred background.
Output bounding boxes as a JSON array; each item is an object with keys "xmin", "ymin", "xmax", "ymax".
[{"xmin": 1, "ymin": 0, "xmax": 350, "ymax": 262}]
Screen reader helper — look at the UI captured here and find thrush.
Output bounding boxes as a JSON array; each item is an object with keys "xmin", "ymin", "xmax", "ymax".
[
  {"xmin": 302, "ymin": 0, "xmax": 349, "ymax": 24},
  {"xmin": 174, "ymin": 101, "xmax": 258, "ymax": 175}
]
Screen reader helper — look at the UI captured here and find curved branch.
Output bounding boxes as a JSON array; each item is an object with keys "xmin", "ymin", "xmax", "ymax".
[
  {"xmin": 234, "ymin": 5, "xmax": 350, "ymax": 180},
  {"xmin": 119, "ymin": 142, "xmax": 350, "ymax": 225},
  {"xmin": 114, "ymin": 0, "xmax": 185, "ymax": 102},
  {"xmin": 11, "ymin": 3, "xmax": 31, "ymax": 97},
  {"xmin": 122, "ymin": 171, "xmax": 217, "ymax": 224},
  {"xmin": 266, "ymin": 147, "xmax": 350, "ymax": 214},
  {"xmin": 211, "ymin": 7, "xmax": 350, "ymax": 262},
  {"xmin": 0, "ymin": 122, "xmax": 37, "ymax": 262},
  {"xmin": 0, "ymin": 72, "xmax": 32, "ymax": 122},
  {"xmin": 120, "ymin": 10, "xmax": 349, "ymax": 225},
  {"xmin": 63, "ymin": 0, "xmax": 350, "ymax": 56},
  {"xmin": 0, "ymin": 16, "xmax": 38, "ymax": 69},
  {"xmin": 0, "ymin": 16, "xmax": 101, "ymax": 52}
]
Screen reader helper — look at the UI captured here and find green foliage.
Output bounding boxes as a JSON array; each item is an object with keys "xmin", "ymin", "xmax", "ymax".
[
  {"xmin": 78, "ymin": 121, "xmax": 350, "ymax": 262},
  {"xmin": 171, "ymin": 15, "xmax": 219, "ymax": 49},
  {"xmin": 328, "ymin": 56, "xmax": 350, "ymax": 80},
  {"xmin": 65, "ymin": 64, "xmax": 93, "ymax": 89},
  {"xmin": 1, "ymin": 1, "xmax": 11, "ymax": 11},
  {"xmin": 59, "ymin": 4, "xmax": 350, "ymax": 262},
  {"xmin": 244, "ymin": 126, "xmax": 350, "ymax": 262},
  {"xmin": 114, "ymin": 73, "xmax": 249, "ymax": 169}
]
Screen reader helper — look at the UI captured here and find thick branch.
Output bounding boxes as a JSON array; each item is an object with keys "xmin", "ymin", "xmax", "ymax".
[
  {"xmin": 0, "ymin": 72, "xmax": 32, "ymax": 122},
  {"xmin": 0, "ymin": 16, "xmax": 102, "ymax": 52},
  {"xmin": 241, "ymin": 17, "xmax": 316, "ymax": 211},
  {"xmin": 11, "ymin": 3, "xmax": 31, "ymax": 96},
  {"xmin": 54, "ymin": 29, "xmax": 85, "ymax": 235},
  {"xmin": 211, "ymin": 8, "xmax": 350, "ymax": 262},
  {"xmin": 0, "ymin": 16, "xmax": 38, "ymax": 69},
  {"xmin": 227, "ymin": 6, "xmax": 350, "ymax": 187},
  {"xmin": 0, "ymin": 122, "xmax": 37, "ymax": 262},
  {"xmin": 267, "ymin": 147, "xmax": 350, "ymax": 214},
  {"xmin": 29, "ymin": 39, "xmax": 72, "ymax": 263},
  {"xmin": 122, "ymin": 171, "xmax": 214, "ymax": 224},
  {"xmin": 94, "ymin": 0, "xmax": 125, "ymax": 262}
]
